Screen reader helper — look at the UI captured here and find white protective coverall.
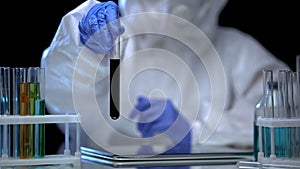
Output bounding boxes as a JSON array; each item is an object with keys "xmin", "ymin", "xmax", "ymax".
[{"xmin": 41, "ymin": 0, "xmax": 290, "ymax": 158}]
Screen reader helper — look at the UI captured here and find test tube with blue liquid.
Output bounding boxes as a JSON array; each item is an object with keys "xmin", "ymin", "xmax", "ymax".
[
  {"xmin": 254, "ymin": 70, "xmax": 278, "ymax": 159},
  {"xmin": 262, "ymin": 70, "xmax": 275, "ymax": 158},
  {"xmin": 292, "ymin": 68, "xmax": 300, "ymax": 158},
  {"xmin": 254, "ymin": 70, "xmax": 272, "ymax": 160},
  {"xmin": 278, "ymin": 70, "xmax": 293, "ymax": 158}
]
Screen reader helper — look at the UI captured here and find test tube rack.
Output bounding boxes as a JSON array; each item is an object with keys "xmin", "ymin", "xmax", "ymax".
[
  {"xmin": 0, "ymin": 114, "xmax": 81, "ymax": 168},
  {"xmin": 256, "ymin": 117, "xmax": 300, "ymax": 166}
]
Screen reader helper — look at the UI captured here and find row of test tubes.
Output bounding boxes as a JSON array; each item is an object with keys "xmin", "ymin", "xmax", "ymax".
[
  {"xmin": 0, "ymin": 67, "xmax": 45, "ymax": 159},
  {"xmin": 254, "ymin": 56, "xmax": 300, "ymax": 161}
]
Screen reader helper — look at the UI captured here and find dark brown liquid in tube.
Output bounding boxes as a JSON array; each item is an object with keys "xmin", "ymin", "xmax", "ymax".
[{"xmin": 110, "ymin": 58, "xmax": 120, "ymax": 120}]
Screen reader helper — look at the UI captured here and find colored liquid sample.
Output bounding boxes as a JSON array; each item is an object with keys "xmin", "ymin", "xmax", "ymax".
[
  {"xmin": 110, "ymin": 58, "xmax": 120, "ymax": 120},
  {"xmin": 34, "ymin": 99, "xmax": 45, "ymax": 158},
  {"xmin": 19, "ymin": 82, "xmax": 31, "ymax": 159}
]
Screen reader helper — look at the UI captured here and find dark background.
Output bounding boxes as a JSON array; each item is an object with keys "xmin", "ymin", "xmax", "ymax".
[
  {"xmin": 1, "ymin": 0, "xmax": 299, "ymax": 154},
  {"xmin": 1, "ymin": 0, "xmax": 299, "ymax": 70}
]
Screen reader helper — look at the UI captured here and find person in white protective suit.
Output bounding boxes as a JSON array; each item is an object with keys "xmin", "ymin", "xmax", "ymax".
[{"xmin": 41, "ymin": 0, "xmax": 290, "ymax": 165}]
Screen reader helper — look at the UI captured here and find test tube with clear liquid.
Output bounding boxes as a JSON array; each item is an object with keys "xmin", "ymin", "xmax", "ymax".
[{"xmin": 0, "ymin": 67, "xmax": 11, "ymax": 158}]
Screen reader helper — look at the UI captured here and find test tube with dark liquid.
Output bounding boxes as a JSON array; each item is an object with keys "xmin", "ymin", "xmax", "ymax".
[
  {"xmin": 110, "ymin": 58, "xmax": 120, "ymax": 120},
  {"xmin": 109, "ymin": 7, "xmax": 121, "ymax": 120}
]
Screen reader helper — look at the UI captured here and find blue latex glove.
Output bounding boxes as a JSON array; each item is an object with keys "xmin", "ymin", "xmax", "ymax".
[
  {"xmin": 131, "ymin": 96, "xmax": 191, "ymax": 169},
  {"xmin": 78, "ymin": 1, "xmax": 124, "ymax": 54},
  {"xmin": 130, "ymin": 96, "xmax": 191, "ymax": 154}
]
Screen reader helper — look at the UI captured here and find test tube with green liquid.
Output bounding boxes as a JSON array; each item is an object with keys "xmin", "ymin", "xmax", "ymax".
[
  {"xmin": 27, "ymin": 67, "xmax": 36, "ymax": 158},
  {"xmin": 34, "ymin": 99, "xmax": 45, "ymax": 158},
  {"xmin": 29, "ymin": 82, "xmax": 36, "ymax": 158}
]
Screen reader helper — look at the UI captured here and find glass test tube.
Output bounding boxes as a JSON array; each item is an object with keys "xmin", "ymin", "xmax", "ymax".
[
  {"xmin": 278, "ymin": 70, "xmax": 290, "ymax": 118},
  {"xmin": 262, "ymin": 70, "xmax": 275, "ymax": 158},
  {"xmin": 254, "ymin": 70, "xmax": 273, "ymax": 160},
  {"xmin": 109, "ymin": 9, "xmax": 121, "ymax": 120},
  {"xmin": 1, "ymin": 67, "xmax": 11, "ymax": 158},
  {"xmin": 34, "ymin": 99, "xmax": 45, "ymax": 158},
  {"xmin": 110, "ymin": 57, "xmax": 120, "ymax": 120},
  {"xmin": 0, "ymin": 68, "xmax": 2, "ymax": 157},
  {"xmin": 294, "ymin": 72, "xmax": 300, "ymax": 157},
  {"xmin": 297, "ymin": 55, "xmax": 300, "ymax": 72},
  {"xmin": 296, "ymin": 56, "xmax": 300, "ymax": 157},
  {"xmin": 291, "ymin": 71, "xmax": 299, "ymax": 158},
  {"xmin": 20, "ymin": 81, "xmax": 30, "ymax": 159},
  {"xmin": 263, "ymin": 70, "xmax": 274, "ymax": 118},
  {"xmin": 277, "ymin": 70, "xmax": 288, "ymax": 158},
  {"xmin": 293, "ymin": 72, "xmax": 300, "ymax": 118},
  {"xmin": 28, "ymin": 67, "xmax": 38, "ymax": 158},
  {"xmin": 287, "ymin": 71, "xmax": 297, "ymax": 158},
  {"xmin": 109, "ymin": 32, "xmax": 121, "ymax": 120},
  {"xmin": 33, "ymin": 68, "xmax": 45, "ymax": 158},
  {"xmin": 12, "ymin": 67, "xmax": 27, "ymax": 158}
]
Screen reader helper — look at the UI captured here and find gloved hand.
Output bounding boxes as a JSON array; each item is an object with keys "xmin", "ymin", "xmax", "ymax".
[
  {"xmin": 78, "ymin": 1, "xmax": 124, "ymax": 54},
  {"xmin": 130, "ymin": 96, "xmax": 191, "ymax": 155}
]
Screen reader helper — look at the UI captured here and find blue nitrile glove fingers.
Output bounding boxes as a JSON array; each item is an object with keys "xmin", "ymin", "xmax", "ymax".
[
  {"xmin": 130, "ymin": 96, "xmax": 175, "ymax": 138},
  {"xmin": 78, "ymin": 1, "xmax": 124, "ymax": 54},
  {"xmin": 131, "ymin": 96, "xmax": 191, "ymax": 154}
]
